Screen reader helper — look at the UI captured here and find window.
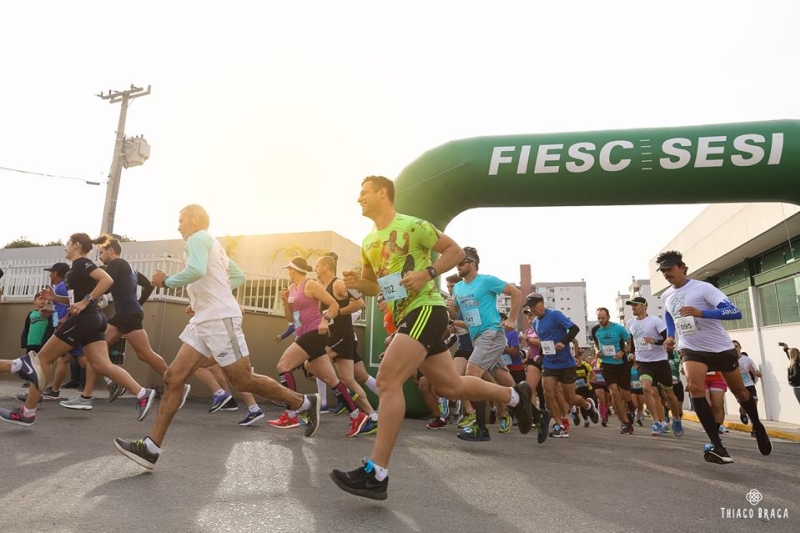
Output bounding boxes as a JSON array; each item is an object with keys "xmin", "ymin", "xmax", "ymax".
[
  {"xmin": 722, "ymin": 291, "xmax": 753, "ymax": 331},
  {"xmin": 757, "ymin": 275, "xmax": 800, "ymax": 326}
]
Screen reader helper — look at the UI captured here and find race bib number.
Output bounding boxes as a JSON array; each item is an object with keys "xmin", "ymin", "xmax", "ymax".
[
  {"xmin": 594, "ymin": 373, "xmax": 605, "ymax": 384},
  {"xmin": 634, "ymin": 337, "xmax": 652, "ymax": 351},
  {"xmin": 675, "ymin": 316, "xmax": 698, "ymax": 336},
  {"xmin": 575, "ymin": 378, "xmax": 586, "ymax": 388},
  {"xmin": 541, "ymin": 340, "xmax": 556, "ymax": 355},
  {"xmin": 68, "ymin": 289, "xmax": 75, "ymax": 305},
  {"xmin": 292, "ymin": 311, "xmax": 302, "ymax": 330},
  {"xmin": 462, "ymin": 307, "xmax": 482, "ymax": 327},
  {"xmin": 601, "ymin": 344, "xmax": 617, "ymax": 357},
  {"xmin": 378, "ymin": 273, "xmax": 407, "ymax": 303},
  {"xmin": 631, "ymin": 380, "xmax": 642, "ymax": 389}
]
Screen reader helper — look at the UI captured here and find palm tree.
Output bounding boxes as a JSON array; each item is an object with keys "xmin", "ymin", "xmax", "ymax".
[{"xmin": 270, "ymin": 244, "xmax": 330, "ymax": 263}]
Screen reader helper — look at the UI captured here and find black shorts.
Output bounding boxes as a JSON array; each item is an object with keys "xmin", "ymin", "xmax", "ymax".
[
  {"xmin": 542, "ymin": 366, "xmax": 577, "ymax": 384},
  {"xmin": 295, "ymin": 331, "xmax": 329, "ymax": 361},
  {"xmin": 328, "ymin": 332, "xmax": 356, "ymax": 360},
  {"xmin": 108, "ymin": 312, "xmax": 144, "ymax": 334},
  {"xmin": 679, "ymin": 348, "xmax": 739, "ymax": 373},
  {"xmin": 631, "ymin": 389, "xmax": 644, "ymax": 396},
  {"xmin": 55, "ymin": 311, "xmax": 107, "ymax": 347},
  {"xmin": 673, "ymin": 383, "xmax": 685, "ymax": 403},
  {"xmin": 575, "ymin": 386, "xmax": 593, "ymax": 399},
  {"xmin": 454, "ymin": 349, "xmax": 473, "ymax": 359},
  {"xmin": 601, "ymin": 363, "xmax": 631, "ymax": 391},
  {"xmin": 591, "ymin": 381, "xmax": 607, "ymax": 391},
  {"xmin": 395, "ymin": 306, "xmax": 449, "ymax": 357},
  {"xmin": 746, "ymin": 384, "xmax": 758, "ymax": 399},
  {"xmin": 637, "ymin": 359, "xmax": 674, "ymax": 389},
  {"xmin": 526, "ymin": 357, "xmax": 543, "ymax": 370}
]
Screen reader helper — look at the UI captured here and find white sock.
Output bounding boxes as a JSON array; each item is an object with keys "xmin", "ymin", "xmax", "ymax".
[
  {"xmin": 248, "ymin": 404, "xmax": 260, "ymax": 413},
  {"xmin": 22, "ymin": 406, "xmax": 36, "ymax": 416},
  {"xmin": 364, "ymin": 375, "xmax": 379, "ymax": 396},
  {"xmin": 316, "ymin": 379, "xmax": 328, "ymax": 405},
  {"xmin": 373, "ymin": 463, "xmax": 388, "ymax": 481},
  {"xmin": 104, "ymin": 376, "xmax": 113, "ymax": 385},
  {"xmin": 10, "ymin": 358, "xmax": 22, "ymax": 374},
  {"xmin": 136, "ymin": 388, "xmax": 148, "ymax": 400},
  {"xmin": 214, "ymin": 389, "xmax": 226, "ymax": 396},
  {"xmin": 299, "ymin": 395, "xmax": 311, "ymax": 412},
  {"xmin": 350, "ymin": 409, "xmax": 361, "ymax": 419},
  {"xmin": 370, "ymin": 412, "xmax": 378, "ymax": 421},
  {"xmin": 144, "ymin": 437, "xmax": 160, "ymax": 454},
  {"xmin": 508, "ymin": 388, "xmax": 520, "ymax": 407},
  {"xmin": 287, "ymin": 410, "xmax": 297, "ymax": 418}
]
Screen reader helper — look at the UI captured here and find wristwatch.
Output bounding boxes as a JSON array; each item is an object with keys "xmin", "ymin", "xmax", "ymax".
[
  {"xmin": 425, "ymin": 266, "xmax": 438, "ymax": 279},
  {"xmin": 323, "ymin": 314, "xmax": 334, "ymax": 325},
  {"xmin": 84, "ymin": 294, "xmax": 94, "ymax": 303}
]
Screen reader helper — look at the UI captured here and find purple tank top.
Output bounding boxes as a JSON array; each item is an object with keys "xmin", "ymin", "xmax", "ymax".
[{"xmin": 288, "ymin": 280, "xmax": 322, "ymax": 337}]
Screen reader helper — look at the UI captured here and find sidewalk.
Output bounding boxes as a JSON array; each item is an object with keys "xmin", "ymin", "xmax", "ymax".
[{"xmin": 682, "ymin": 411, "xmax": 800, "ymax": 442}]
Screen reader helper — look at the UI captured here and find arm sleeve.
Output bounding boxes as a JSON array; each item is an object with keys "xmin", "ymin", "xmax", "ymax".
[
  {"xmin": 166, "ymin": 236, "xmax": 211, "ymax": 288},
  {"xmin": 280, "ymin": 323, "xmax": 296, "ymax": 340},
  {"xmin": 137, "ymin": 271, "xmax": 155, "ymax": 305},
  {"xmin": 21, "ymin": 315, "xmax": 31, "ymax": 348},
  {"xmin": 665, "ymin": 311, "xmax": 675, "ymax": 337},
  {"xmin": 559, "ymin": 324, "xmax": 581, "ymax": 346},
  {"xmin": 654, "ymin": 329, "xmax": 668, "ymax": 345},
  {"xmin": 228, "ymin": 258, "xmax": 246, "ymax": 290},
  {"xmin": 700, "ymin": 300, "xmax": 742, "ymax": 320}
]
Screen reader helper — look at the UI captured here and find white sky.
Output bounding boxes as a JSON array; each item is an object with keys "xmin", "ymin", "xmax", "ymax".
[{"xmin": 1, "ymin": 1, "xmax": 798, "ymax": 314}]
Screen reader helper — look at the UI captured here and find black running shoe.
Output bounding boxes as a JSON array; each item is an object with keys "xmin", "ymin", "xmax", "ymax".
[
  {"xmin": 752, "ymin": 425, "xmax": 772, "ymax": 456},
  {"xmin": 536, "ymin": 409, "xmax": 551, "ymax": 444},
  {"xmin": 301, "ymin": 393, "xmax": 321, "ymax": 438},
  {"xmin": 457, "ymin": 426, "xmax": 491, "ymax": 442},
  {"xmin": 740, "ymin": 412, "xmax": 749, "ymax": 425},
  {"xmin": 703, "ymin": 444, "xmax": 734, "ymax": 464},
  {"xmin": 586, "ymin": 398, "xmax": 599, "ymax": 424},
  {"xmin": 330, "ymin": 459, "xmax": 388, "ymax": 500},
  {"xmin": 510, "ymin": 382, "xmax": 533, "ymax": 434},
  {"xmin": 114, "ymin": 438, "xmax": 159, "ymax": 471}
]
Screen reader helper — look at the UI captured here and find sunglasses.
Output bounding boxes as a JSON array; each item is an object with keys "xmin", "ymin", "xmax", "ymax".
[{"xmin": 458, "ymin": 259, "xmax": 474, "ymax": 267}]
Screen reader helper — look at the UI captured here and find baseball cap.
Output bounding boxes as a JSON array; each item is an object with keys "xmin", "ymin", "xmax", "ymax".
[
  {"xmin": 625, "ymin": 296, "xmax": 648, "ymax": 306},
  {"xmin": 44, "ymin": 263, "xmax": 70, "ymax": 276},
  {"xmin": 525, "ymin": 292, "xmax": 544, "ymax": 307}
]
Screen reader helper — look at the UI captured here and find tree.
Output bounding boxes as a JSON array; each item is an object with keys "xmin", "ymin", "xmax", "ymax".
[
  {"xmin": 270, "ymin": 244, "xmax": 330, "ymax": 263},
  {"xmin": 4, "ymin": 237, "xmax": 43, "ymax": 249},
  {"xmin": 44, "ymin": 240, "xmax": 64, "ymax": 247}
]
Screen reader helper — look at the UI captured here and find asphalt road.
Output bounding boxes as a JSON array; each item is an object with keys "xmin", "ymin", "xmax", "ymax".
[{"xmin": 0, "ymin": 386, "xmax": 798, "ymax": 533}]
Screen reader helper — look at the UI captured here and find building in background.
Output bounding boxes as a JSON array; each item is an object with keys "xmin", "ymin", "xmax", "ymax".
[
  {"xmin": 649, "ymin": 202, "xmax": 800, "ymax": 424},
  {"xmin": 615, "ymin": 278, "xmax": 664, "ymax": 324}
]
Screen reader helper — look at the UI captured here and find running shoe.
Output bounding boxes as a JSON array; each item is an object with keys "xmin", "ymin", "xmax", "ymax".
[
  {"xmin": 42, "ymin": 387, "xmax": 61, "ymax": 400},
  {"xmin": 510, "ymin": 382, "xmax": 533, "ymax": 434},
  {"xmin": 15, "ymin": 392, "xmax": 30, "ymax": 402},
  {"xmin": 718, "ymin": 426, "xmax": 730, "ymax": 434},
  {"xmin": 60, "ymin": 395, "xmax": 93, "ymax": 410},
  {"xmin": 458, "ymin": 412, "xmax": 476, "ymax": 428},
  {"xmin": 0, "ymin": 407, "xmax": 35, "ymax": 427},
  {"xmin": 550, "ymin": 424, "xmax": 568, "ymax": 438},
  {"xmin": 427, "ymin": 417, "xmax": 448, "ymax": 430},
  {"xmin": 636, "ymin": 417, "xmax": 644, "ymax": 427},
  {"xmin": 499, "ymin": 415, "xmax": 512, "ymax": 434},
  {"xmin": 114, "ymin": 438, "xmax": 159, "ymax": 470},
  {"xmin": 453, "ymin": 412, "xmax": 465, "ymax": 425},
  {"xmin": 220, "ymin": 397, "xmax": 239, "ymax": 411},
  {"xmin": 346, "ymin": 410, "xmax": 369, "ymax": 438},
  {"xmin": 360, "ymin": 417, "xmax": 378, "ymax": 435},
  {"xmin": 208, "ymin": 391, "xmax": 233, "ymax": 414},
  {"xmin": 561, "ymin": 417, "xmax": 571, "ymax": 436},
  {"xmin": 268, "ymin": 411, "xmax": 300, "ymax": 429},
  {"xmin": 703, "ymin": 443, "xmax": 734, "ymax": 464},
  {"xmin": 330, "ymin": 458, "xmax": 388, "ymax": 501},
  {"xmin": 438, "ymin": 397, "xmax": 450, "ymax": 419},
  {"xmin": 489, "ymin": 408, "xmax": 497, "ymax": 425},
  {"xmin": 451, "ymin": 399, "xmax": 462, "ymax": 418},
  {"xmin": 583, "ymin": 420, "xmax": 590, "ymax": 428},
  {"xmin": 537, "ymin": 409, "xmax": 551, "ymax": 444},
  {"xmin": 571, "ymin": 408, "xmax": 580, "ymax": 426},
  {"xmin": 651, "ymin": 422, "xmax": 665, "ymax": 436},
  {"xmin": 238, "ymin": 410, "xmax": 266, "ymax": 426},
  {"xmin": 106, "ymin": 378, "xmax": 126, "ymax": 403},
  {"xmin": 752, "ymin": 425, "xmax": 773, "ymax": 456},
  {"xmin": 16, "ymin": 351, "xmax": 43, "ymax": 390},
  {"xmin": 63, "ymin": 380, "xmax": 80, "ymax": 389},
  {"xmin": 174, "ymin": 383, "xmax": 189, "ymax": 410},
  {"xmin": 301, "ymin": 394, "xmax": 321, "ymax": 437},
  {"xmin": 333, "ymin": 399, "xmax": 348, "ymax": 416},
  {"xmin": 672, "ymin": 418, "xmax": 684, "ymax": 437},
  {"xmin": 740, "ymin": 412, "xmax": 749, "ymax": 425},
  {"xmin": 320, "ymin": 404, "xmax": 330, "ymax": 414},
  {"xmin": 586, "ymin": 398, "xmax": 599, "ymax": 424},
  {"xmin": 601, "ymin": 418, "xmax": 608, "ymax": 427},
  {"xmin": 665, "ymin": 413, "xmax": 671, "ymax": 424},
  {"xmin": 136, "ymin": 389, "xmax": 157, "ymax": 422},
  {"xmin": 457, "ymin": 425, "xmax": 491, "ymax": 442},
  {"xmin": 621, "ymin": 422, "xmax": 634, "ymax": 434}
]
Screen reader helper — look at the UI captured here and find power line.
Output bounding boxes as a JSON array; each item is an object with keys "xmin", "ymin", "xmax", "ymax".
[{"xmin": 0, "ymin": 165, "xmax": 103, "ymax": 186}]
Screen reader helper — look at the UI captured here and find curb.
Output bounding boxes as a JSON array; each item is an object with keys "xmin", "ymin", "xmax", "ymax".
[{"xmin": 682, "ymin": 412, "xmax": 800, "ymax": 442}]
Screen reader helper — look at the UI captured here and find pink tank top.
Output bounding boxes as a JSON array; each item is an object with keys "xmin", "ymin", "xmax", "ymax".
[{"xmin": 288, "ymin": 280, "xmax": 322, "ymax": 337}]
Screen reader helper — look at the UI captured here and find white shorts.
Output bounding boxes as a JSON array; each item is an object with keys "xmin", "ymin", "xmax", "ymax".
[{"xmin": 179, "ymin": 317, "xmax": 249, "ymax": 367}]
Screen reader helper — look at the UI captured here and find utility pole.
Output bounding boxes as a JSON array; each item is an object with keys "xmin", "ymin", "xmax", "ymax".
[{"xmin": 97, "ymin": 84, "xmax": 151, "ymax": 235}]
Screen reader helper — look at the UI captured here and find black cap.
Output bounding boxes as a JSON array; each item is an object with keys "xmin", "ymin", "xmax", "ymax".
[
  {"xmin": 656, "ymin": 251, "xmax": 683, "ymax": 270},
  {"xmin": 525, "ymin": 292, "xmax": 544, "ymax": 307},
  {"xmin": 462, "ymin": 246, "xmax": 480, "ymax": 264},
  {"xmin": 44, "ymin": 263, "xmax": 70, "ymax": 276},
  {"xmin": 625, "ymin": 296, "xmax": 648, "ymax": 306}
]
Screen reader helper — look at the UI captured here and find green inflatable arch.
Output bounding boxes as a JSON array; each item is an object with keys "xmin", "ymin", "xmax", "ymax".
[{"xmin": 364, "ymin": 119, "xmax": 800, "ymax": 415}]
